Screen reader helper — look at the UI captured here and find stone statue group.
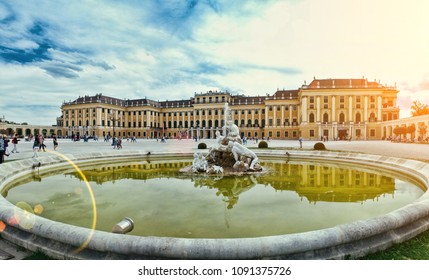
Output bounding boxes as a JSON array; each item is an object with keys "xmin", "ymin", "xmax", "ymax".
[{"xmin": 192, "ymin": 117, "xmax": 262, "ymax": 174}]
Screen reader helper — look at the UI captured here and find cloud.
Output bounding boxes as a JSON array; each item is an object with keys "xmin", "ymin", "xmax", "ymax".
[{"xmin": 1, "ymin": 0, "xmax": 429, "ymax": 125}]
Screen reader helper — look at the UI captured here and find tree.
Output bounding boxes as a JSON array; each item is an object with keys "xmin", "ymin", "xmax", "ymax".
[
  {"xmin": 393, "ymin": 126, "xmax": 407, "ymax": 138},
  {"xmin": 407, "ymin": 124, "xmax": 416, "ymax": 138},
  {"xmin": 411, "ymin": 100, "xmax": 429, "ymax": 116},
  {"xmin": 419, "ymin": 123, "xmax": 427, "ymax": 137}
]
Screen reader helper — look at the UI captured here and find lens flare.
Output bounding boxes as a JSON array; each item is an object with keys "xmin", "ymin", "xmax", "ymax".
[
  {"xmin": 14, "ymin": 201, "xmax": 35, "ymax": 230},
  {"xmin": 74, "ymin": 187, "xmax": 83, "ymax": 195},
  {"xmin": 0, "ymin": 221, "xmax": 6, "ymax": 233},
  {"xmin": 45, "ymin": 150, "xmax": 97, "ymax": 254},
  {"xmin": 34, "ymin": 204, "xmax": 44, "ymax": 215}
]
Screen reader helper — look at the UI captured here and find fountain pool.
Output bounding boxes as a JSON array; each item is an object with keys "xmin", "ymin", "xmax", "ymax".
[
  {"xmin": 2, "ymin": 158, "xmax": 424, "ymax": 239},
  {"xmin": 1, "ymin": 150, "xmax": 429, "ymax": 259}
]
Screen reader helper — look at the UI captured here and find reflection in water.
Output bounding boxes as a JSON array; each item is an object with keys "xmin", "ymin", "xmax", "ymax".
[
  {"xmin": 2, "ymin": 159, "xmax": 422, "ymax": 238},
  {"xmin": 63, "ymin": 160, "xmax": 397, "ymax": 207}
]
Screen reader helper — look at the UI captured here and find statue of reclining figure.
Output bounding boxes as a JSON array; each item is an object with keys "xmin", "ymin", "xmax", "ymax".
[{"xmin": 229, "ymin": 141, "xmax": 259, "ymax": 170}]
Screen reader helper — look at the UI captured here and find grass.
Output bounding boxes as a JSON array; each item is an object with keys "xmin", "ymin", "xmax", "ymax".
[
  {"xmin": 361, "ymin": 230, "xmax": 429, "ymax": 260},
  {"xmin": 23, "ymin": 251, "xmax": 53, "ymax": 260}
]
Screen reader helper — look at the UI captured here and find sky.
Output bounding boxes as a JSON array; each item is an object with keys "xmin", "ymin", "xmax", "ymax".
[{"xmin": 1, "ymin": 0, "xmax": 429, "ymax": 125}]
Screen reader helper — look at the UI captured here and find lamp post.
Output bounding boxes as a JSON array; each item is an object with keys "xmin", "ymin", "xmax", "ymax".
[{"xmin": 109, "ymin": 110, "xmax": 118, "ymax": 137}]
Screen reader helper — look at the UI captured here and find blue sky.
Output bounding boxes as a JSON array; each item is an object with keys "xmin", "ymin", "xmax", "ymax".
[{"xmin": 1, "ymin": 0, "xmax": 429, "ymax": 125}]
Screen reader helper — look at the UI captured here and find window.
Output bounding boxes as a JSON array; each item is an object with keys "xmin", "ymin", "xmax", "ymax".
[
  {"xmin": 276, "ymin": 131, "xmax": 280, "ymax": 137},
  {"xmin": 356, "ymin": 113, "xmax": 361, "ymax": 123},
  {"xmin": 309, "ymin": 96, "xmax": 314, "ymax": 103},
  {"xmin": 309, "ymin": 113, "xmax": 315, "ymax": 123},
  {"xmin": 340, "ymin": 96, "xmax": 344, "ymax": 103},
  {"xmin": 284, "ymin": 131, "xmax": 289, "ymax": 138},
  {"xmin": 370, "ymin": 129, "xmax": 376, "ymax": 137},
  {"xmin": 323, "ymin": 96, "xmax": 329, "ymax": 109},
  {"xmin": 323, "ymin": 113, "xmax": 329, "ymax": 123},
  {"xmin": 339, "ymin": 113, "xmax": 345, "ymax": 123},
  {"xmin": 310, "ymin": 130, "xmax": 315, "ymax": 137}
]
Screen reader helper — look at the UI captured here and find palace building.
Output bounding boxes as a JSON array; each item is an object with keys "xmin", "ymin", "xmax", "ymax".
[{"xmin": 59, "ymin": 77, "xmax": 400, "ymax": 140}]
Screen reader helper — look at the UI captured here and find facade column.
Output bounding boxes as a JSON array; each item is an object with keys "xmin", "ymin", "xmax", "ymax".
[
  {"xmin": 238, "ymin": 109, "xmax": 242, "ymax": 128},
  {"xmin": 318, "ymin": 123, "xmax": 322, "ymax": 139},
  {"xmin": 205, "ymin": 109, "xmax": 208, "ymax": 129},
  {"xmin": 377, "ymin": 95, "xmax": 382, "ymax": 122},
  {"xmin": 192, "ymin": 110, "xmax": 196, "ymax": 127},
  {"xmin": 348, "ymin": 96, "xmax": 353, "ymax": 122},
  {"xmin": 364, "ymin": 123, "xmax": 367, "ymax": 140},
  {"xmin": 364, "ymin": 96, "xmax": 368, "ymax": 122},
  {"xmin": 265, "ymin": 106, "xmax": 268, "ymax": 126},
  {"xmin": 273, "ymin": 106, "xmax": 277, "ymax": 127},
  {"xmin": 316, "ymin": 96, "xmax": 321, "ymax": 122},
  {"xmin": 187, "ymin": 111, "xmax": 191, "ymax": 133},
  {"xmin": 301, "ymin": 97, "xmax": 308, "ymax": 123},
  {"xmin": 96, "ymin": 107, "xmax": 102, "ymax": 126},
  {"xmin": 331, "ymin": 96, "xmax": 336, "ymax": 122},
  {"xmin": 281, "ymin": 105, "xmax": 285, "ymax": 127},
  {"xmin": 146, "ymin": 111, "xmax": 150, "ymax": 129}
]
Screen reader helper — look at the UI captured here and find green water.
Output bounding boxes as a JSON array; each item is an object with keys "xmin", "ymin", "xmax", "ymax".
[{"xmin": 2, "ymin": 159, "xmax": 424, "ymax": 238}]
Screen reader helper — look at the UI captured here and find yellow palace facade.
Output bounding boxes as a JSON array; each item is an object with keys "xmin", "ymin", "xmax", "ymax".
[{"xmin": 59, "ymin": 77, "xmax": 400, "ymax": 140}]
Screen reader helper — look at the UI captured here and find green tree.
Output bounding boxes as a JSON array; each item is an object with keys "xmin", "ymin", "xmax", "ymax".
[
  {"xmin": 393, "ymin": 126, "xmax": 407, "ymax": 138},
  {"xmin": 411, "ymin": 100, "xmax": 429, "ymax": 116},
  {"xmin": 407, "ymin": 124, "xmax": 416, "ymax": 138},
  {"xmin": 419, "ymin": 123, "xmax": 427, "ymax": 138}
]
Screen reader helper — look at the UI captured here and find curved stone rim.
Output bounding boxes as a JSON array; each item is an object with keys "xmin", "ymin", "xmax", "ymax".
[{"xmin": 1, "ymin": 150, "xmax": 429, "ymax": 259}]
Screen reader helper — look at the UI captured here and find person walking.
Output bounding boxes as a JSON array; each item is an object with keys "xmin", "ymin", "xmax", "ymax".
[
  {"xmin": 11, "ymin": 134, "xmax": 20, "ymax": 153},
  {"xmin": 39, "ymin": 134, "xmax": 46, "ymax": 151},
  {"xmin": 32, "ymin": 135, "xmax": 40, "ymax": 158},
  {"xmin": 299, "ymin": 136, "xmax": 303, "ymax": 148},
  {"xmin": 53, "ymin": 134, "xmax": 58, "ymax": 150},
  {"xmin": 0, "ymin": 135, "xmax": 5, "ymax": 164},
  {"xmin": 3, "ymin": 135, "xmax": 10, "ymax": 157}
]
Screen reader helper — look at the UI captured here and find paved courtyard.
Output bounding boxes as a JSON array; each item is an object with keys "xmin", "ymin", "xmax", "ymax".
[{"xmin": 3, "ymin": 138, "xmax": 429, "ymax": 163}]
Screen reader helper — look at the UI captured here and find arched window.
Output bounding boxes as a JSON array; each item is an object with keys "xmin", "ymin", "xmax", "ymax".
[
  {"xmin": 214, "ymin": 120, "xmax": 219, "ymax": 127},
  {"xmin": 202, "ymin": 120, "xmax": 206, "ymax": 127},
  {"xmin": 309, "ymin": 113, "xmax": 315, "ymax": 123},
  {"xmin": 369, "ymin": 113, "xmax": 376, "ymax": 122},
  {"xmin": 356, "ymin": 113, "xmax": 361, "ymax": 123},
  {"xmin": 339, "ymin": 113, "xmax": 345, "ymax": 123},
  {"xmin": 323, "ymin": 113, "xmax": 329, "ymax": 123},
  {"xmin": 208, "ymin": 120, "xmax": 213, "ymax": 127}
]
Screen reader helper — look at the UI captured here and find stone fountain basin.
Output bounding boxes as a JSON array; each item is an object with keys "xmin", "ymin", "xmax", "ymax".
[{"xmin": 1, "ymin": 150, "xmax": 429, "ymax": 259}]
